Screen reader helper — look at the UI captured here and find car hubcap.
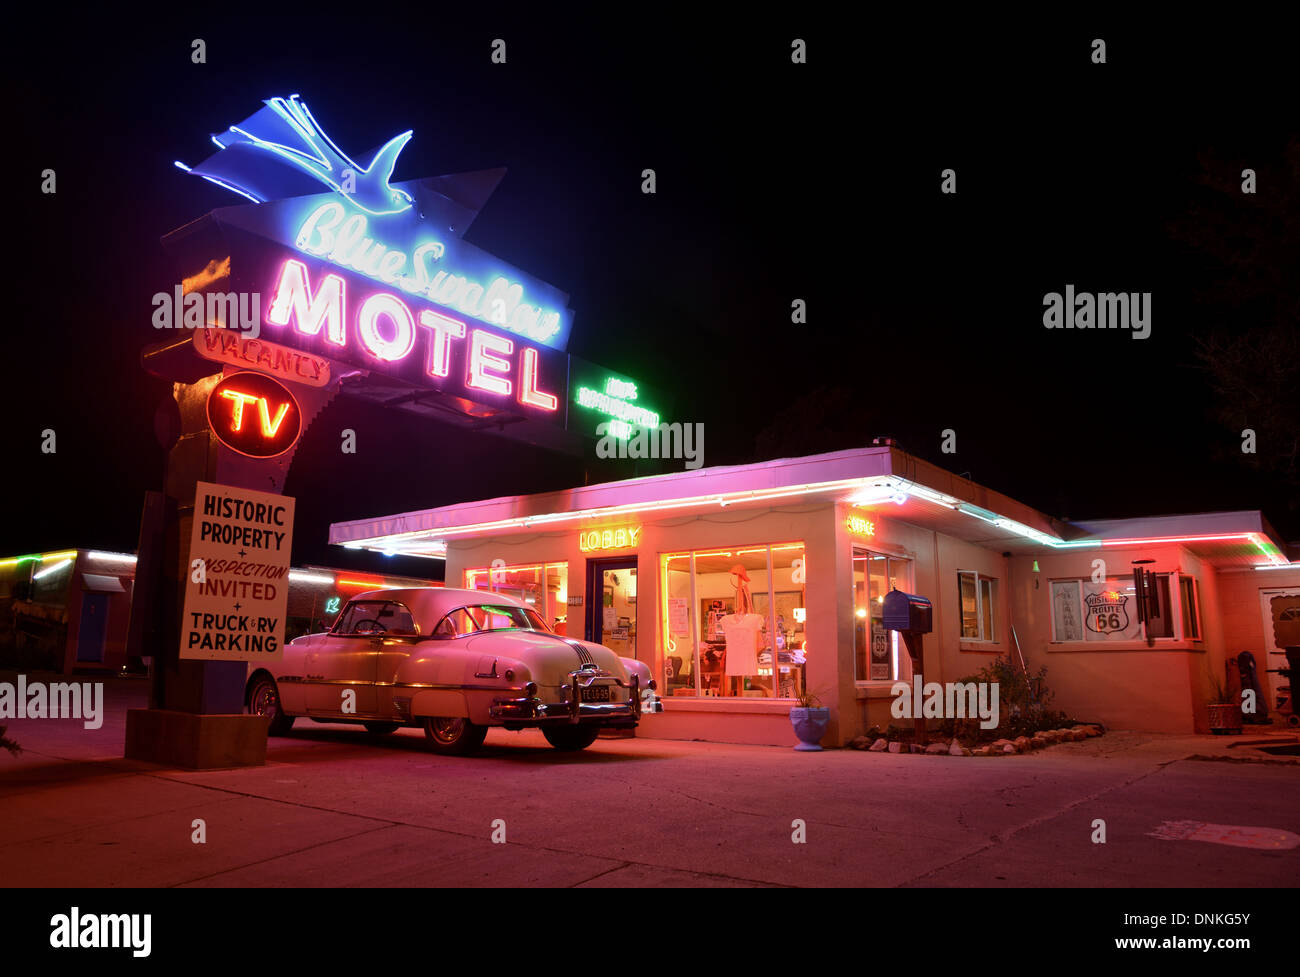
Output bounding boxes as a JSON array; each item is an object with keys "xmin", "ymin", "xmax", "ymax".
[
  {"xmin": 253, "ymin": 685, "xmax": 278, "ymax": 718},
  {"xmin": 430, "ymin": 718, "xmax": 464, "ymax": 743}
]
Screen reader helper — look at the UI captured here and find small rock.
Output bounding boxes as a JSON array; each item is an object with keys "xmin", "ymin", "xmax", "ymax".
[
  {"xmin": 949, "ymin": 740, "xmax": 964, "ymax": 756},
  {"xmin": 1030, "ymin": 736, "xmax": 1048, "ymax": 750},
  {"xmin": 1013, "ymin": 736, "xmax": 1031, "ymax": 752},
  {"xmin": 991, "ymin": 738, "xmax": 1014, "ymax": 750},
  {"xmin": 869, "ymin": 738, "xmax": 889, "ymax": 752},
  {"xmin": 1070, "ymin": 730, "xmax": 1087, "ymax": 741},
  {"xmin": 926, "ymin": 742, "xmax": 948, "ymax": 755},
  {"xmin": 888, "ymin": 741, "xmax": 902, "ymax": 754},
  {"xmin": 850, "ymin": 735, "xmax": 872, "ymax": 750},
  {"xmin": 974, "ymin": 746, "xmax": 991, "ymax": 757},
  {"xmin": 1087, "ymin": 725, "xmax": 1104, "ymax": 737},
  {"xmin": 962, "ymin": 748, "xmax": 973, "ymax": 756},
  {"xmin": 1002, "ymin": 744, "xmax": 1017, "ymax": 754}
]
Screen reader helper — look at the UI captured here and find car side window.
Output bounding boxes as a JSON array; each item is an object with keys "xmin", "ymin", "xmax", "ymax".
[
  {"xmin": 377, "ymin": 602, "xmax": 418, "ymax": 635},
  {"xmin": 333, "ymin": 601, "xmax": 418, "ymax": 636},
  {"xmin": 433, "ymin": 608, "xmax": 477, "ymax": 638},
  {"xmin": 332, "ymin": 601, "xmax": 364, "ymax": 634}
]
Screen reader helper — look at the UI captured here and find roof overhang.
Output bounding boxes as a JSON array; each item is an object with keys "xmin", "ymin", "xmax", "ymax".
[{"xmin": 327, "ymin": 445, "xmax": 1291, "ymax": 569}]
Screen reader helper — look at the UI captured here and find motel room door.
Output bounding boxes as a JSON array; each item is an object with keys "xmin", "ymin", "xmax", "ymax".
[
  {"xmin": 585, "ymin": 557, "xmax": 638, "ymax": 661},
  {"xmin": 76, "ymin": 593, "xmax": 110, "ymax": 664}
]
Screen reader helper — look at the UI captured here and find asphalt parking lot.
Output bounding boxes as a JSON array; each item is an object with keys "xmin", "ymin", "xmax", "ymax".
[{"xmin": 2, "ymin": 676, "xmax": 1298, "ymax": 887}]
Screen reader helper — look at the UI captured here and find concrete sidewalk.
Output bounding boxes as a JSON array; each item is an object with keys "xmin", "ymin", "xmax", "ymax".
[{"xmin": 2, "ymin": 675, "xmax": 1298, "ymax": 887}]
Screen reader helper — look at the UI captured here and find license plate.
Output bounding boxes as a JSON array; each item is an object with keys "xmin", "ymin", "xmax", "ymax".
[{"xmin": 580, "ymin": 685, "xmax": 611, "ymax": 702}]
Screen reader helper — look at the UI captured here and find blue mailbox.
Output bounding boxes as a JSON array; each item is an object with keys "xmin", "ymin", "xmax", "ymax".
[{"xmin": 883, "ymin": 589, "xmax": 933, "ymax": 634}]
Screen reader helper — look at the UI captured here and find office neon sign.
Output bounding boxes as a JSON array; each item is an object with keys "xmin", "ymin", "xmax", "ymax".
[
  {"xmin": 846, "ymin": 513, "xmax": 876, "ymax": 538},
  {"xmin": 265, "ymin": 258, "xmax": 558, "ymax": 412}
]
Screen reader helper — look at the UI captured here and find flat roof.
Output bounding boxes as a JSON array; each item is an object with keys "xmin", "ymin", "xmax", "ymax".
[{"xmin": 329, "ymin": 444, "xmax": 1290, "ymax": 568}]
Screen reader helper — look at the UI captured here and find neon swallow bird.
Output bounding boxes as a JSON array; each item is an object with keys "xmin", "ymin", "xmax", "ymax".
[{"xmin": 176, "ymin": 95, "xmax": 414, "ymax": 216}]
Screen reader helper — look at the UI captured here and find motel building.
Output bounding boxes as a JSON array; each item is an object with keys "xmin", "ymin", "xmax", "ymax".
[{"xmin": 329, "ymin": 443, "xmax": 1300, "ymax": 747}]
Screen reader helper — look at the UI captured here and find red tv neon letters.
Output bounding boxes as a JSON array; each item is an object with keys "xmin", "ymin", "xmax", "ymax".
[{"xmin": 219, "ymin": 388, "xmax": 291, "ymax": 437}]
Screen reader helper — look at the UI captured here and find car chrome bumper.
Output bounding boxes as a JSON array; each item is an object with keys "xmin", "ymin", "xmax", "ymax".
[{"xmin": 489, "ymin": 666, "xmax": 662, "ymax": 722}]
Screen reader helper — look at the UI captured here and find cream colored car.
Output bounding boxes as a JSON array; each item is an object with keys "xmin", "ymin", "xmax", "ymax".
[{"xmin": 245, "ymin": 587, "xmax": 659, "ymax": 754}]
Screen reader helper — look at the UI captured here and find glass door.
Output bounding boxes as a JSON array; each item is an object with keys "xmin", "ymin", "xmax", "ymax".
[{"xmin": 586, "ymin": 557, "xmax": 637, "ymax": 659}]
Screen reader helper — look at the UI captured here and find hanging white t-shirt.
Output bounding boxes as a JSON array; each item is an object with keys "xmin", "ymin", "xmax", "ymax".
[{"xmin": 719, "ymin": 613, "xmax": 765, "ymax": 675}]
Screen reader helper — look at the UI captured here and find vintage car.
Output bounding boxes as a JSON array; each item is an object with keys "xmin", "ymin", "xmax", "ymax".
[{"xmin": 245, "ymin": 587, "xmax": 661, "ymax": 754}]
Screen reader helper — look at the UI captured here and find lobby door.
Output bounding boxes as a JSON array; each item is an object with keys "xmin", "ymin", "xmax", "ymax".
[{"xmin": 585, "ymin": 557, "xmax": 637, "ymax": 661}]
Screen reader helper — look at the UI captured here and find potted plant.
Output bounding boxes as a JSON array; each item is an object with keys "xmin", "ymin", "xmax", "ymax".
[
  {"xmin": 790, "ymin": 688, "xmax": 830, "ymax": 751},
  {"xmin": 1206, "ymin": 671, "xmax": 1243, "ymax": 735}
]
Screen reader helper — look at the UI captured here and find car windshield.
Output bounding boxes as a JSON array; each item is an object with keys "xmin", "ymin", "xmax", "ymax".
[{"xmin": 465, "ymin": 603, "xmax": 550, "ymax": 634}]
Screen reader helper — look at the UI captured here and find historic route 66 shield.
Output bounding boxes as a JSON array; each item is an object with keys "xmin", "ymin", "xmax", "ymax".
[{"xmin": 1084, "ymin": 591, "xmax": 1130, "ymax": 634}]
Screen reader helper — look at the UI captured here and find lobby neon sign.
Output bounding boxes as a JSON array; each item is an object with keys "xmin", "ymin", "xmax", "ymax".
[
  {"xmin": 265, "ymin": 259, "xmax": 558, "ymax": 412},
  {"xmin": 579, "ymin": 526, "xmax": 641, "ymax": 552}
]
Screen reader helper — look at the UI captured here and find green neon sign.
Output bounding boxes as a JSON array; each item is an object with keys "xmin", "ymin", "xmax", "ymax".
[{"xmin": 574, "ymin": 375, "xmax": 661, "ymax": 439}]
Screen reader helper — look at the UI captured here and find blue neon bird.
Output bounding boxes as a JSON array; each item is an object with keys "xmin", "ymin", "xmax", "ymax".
[{"xmin": 177, "ymin": 95, "xmax": 414, "ymax": 215}]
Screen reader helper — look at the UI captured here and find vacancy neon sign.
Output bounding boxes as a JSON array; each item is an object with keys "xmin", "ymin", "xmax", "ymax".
[{"xmin": 265, "ymin": 259, "xmax": 558, "ymax": 412}]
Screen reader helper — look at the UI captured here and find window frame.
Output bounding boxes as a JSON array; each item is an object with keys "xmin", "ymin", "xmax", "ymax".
[
  {"xmin": 957, "ymin": 570, "xmax": 998, "ymax": 642},
  {"xmin": 1048, "ymin": 572, "xmax": 1202, "ymax": 643},
  {"xmin": 659, "ymin": 541, "xmax": 806, "ymax": 701}
]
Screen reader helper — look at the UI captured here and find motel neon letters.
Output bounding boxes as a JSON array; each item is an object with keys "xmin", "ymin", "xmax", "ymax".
[
  {"xmin": 265, "ymin": 258, "xmax": 558, "ymax": 412},
  {"xmin": 579, "ymin": 526, "xmax": 641, "ymax": 552}
]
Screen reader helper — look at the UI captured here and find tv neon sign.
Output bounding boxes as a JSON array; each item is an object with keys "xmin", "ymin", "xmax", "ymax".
[
  {"xmin": 207, "ymin": 372, "xmax": 302, "ymax": 458},
  {"xmin": 575, "ymin": 376, "xmax": 659, "ymax": 439},
  {"xmin": 579, "ymin": 526, "xmax": 641, "ymax": 552},
  {"xmin": 265, "ymin": 259, "xmax": 558, "ymax": 412},
  {"xmin": 295, "ymin": 201, "xmax": 563, "ymax": 344}
]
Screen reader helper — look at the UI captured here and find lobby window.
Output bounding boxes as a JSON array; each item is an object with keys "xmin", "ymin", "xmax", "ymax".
[
  {"xmin": 660, "ymin": 542, "xmax": 806, "ymax": 699},
  {"xmin": 464, "ymin": 562, "xmax": 569, "ymax": 635},
  {"xmin": 957, "ymin": 571, "xmax": 997, "ymax": 641},
  {"xmin": 854, "ymin": 549, "xmax": 911, "ymax": 681}
]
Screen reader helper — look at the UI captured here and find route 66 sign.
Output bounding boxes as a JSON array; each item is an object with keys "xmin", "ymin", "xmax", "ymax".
[{"xmin": 1085, "ymin": 591, "xmax": 1130, "ymax": 633}]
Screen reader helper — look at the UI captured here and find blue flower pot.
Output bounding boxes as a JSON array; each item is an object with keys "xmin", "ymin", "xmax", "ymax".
[{"xmin": 790, "ymin": 707, "xmax": 830, "ymax": 751}]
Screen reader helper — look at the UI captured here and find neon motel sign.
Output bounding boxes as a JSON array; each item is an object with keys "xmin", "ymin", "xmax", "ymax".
[
  {"xmin": 265, "ymin": 258, "xmax": 558, "ymax": 412},
  {"xmin": 294, "ymin": 202, "xmax": 563, "ymax": 345}
]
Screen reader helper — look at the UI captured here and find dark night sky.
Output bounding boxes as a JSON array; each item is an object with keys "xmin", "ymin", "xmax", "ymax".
[{"xmin": 7, "ymin": 13, "xmax": 1298, "ymax": 576}]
